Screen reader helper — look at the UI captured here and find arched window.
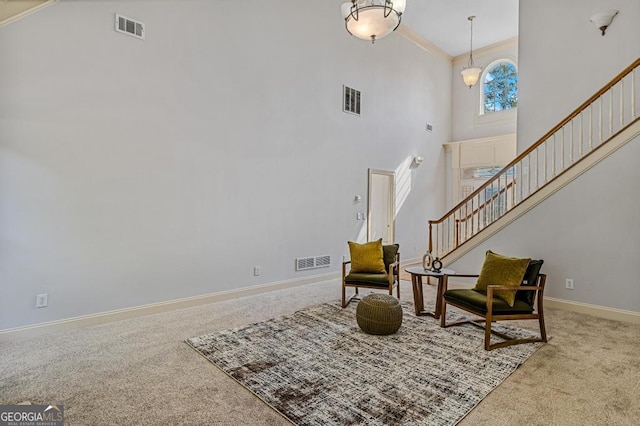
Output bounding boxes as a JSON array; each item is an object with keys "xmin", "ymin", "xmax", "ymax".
[{"xmin": 482, "ymin": 60, "xmax": 517, "ymax": 114}]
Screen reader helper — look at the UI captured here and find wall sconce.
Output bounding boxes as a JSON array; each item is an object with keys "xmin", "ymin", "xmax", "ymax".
[{"xmin": 590, "ymin": 10, "xmax": 618, "ymax": 36}]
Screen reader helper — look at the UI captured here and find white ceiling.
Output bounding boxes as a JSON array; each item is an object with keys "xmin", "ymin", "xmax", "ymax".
[
  {"xmin": 401, "ymin": 0, "xmax": 519, "ymax": 57},
  {"xmin": 4, "ymin": 1, "xmax": 518, "ymax": 57},
  {"xmin": 340, "ymin": 0, "xmax": 519, "ymax": 57}
]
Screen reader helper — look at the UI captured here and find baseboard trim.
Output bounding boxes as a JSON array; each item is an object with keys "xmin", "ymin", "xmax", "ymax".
[
  {"xmin": 401, "ymin": 256, "xmax": 422, "ymax": 266},
  {"xmin": 0, "ymin": 272, "xmax": 340, "ymax": 342},
  {"xmin": 546, "ymin": 297, "xmax": 640, "ymax": 325}
]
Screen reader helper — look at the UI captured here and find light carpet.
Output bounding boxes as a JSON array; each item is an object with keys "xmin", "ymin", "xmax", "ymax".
[{"xmin": 187, "ymin": 300, "xmax": 542, "ymax": 426}]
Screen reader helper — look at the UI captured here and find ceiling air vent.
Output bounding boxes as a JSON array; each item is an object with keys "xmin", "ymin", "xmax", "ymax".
[
  {"xmin": 343, "ymin": 85, "xmax": 361, "ymax": 116},
  {"xmin": 115, "ymin": 14, "xmax": 145, "ymax": 40},
  {"xmin": 296, "ymin": 255, "xmax": 331, "ymax": 271}
]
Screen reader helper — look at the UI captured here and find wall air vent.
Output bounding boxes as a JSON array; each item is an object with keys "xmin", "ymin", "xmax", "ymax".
[
  {"xmin": 296, "ymin": 255, "xmax": 331, "ymax": 271},
  {"xmin": 115, "ymin": 14, "xmax": 145, "ymax": 40},
  {"xmin": 343, "ymin": 85, "xmax": 361, "ymax": 116}
]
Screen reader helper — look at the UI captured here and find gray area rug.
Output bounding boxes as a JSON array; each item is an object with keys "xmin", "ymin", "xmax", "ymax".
[{"xmin": 186, "ymin": 300, "xmax": 542, "ymax": 426}]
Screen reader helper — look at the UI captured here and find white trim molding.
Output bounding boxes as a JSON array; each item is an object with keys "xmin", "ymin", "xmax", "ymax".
[
  {"xmin": 452, "ymin": 37, "xmax": 518, "ymax": 65},
  {"xmin": 475, "ymin": 108, "xmax": 517, "ymax": 128},
  {"xmin": 396, "ymin": 24, "xmax": 452, "ymax": 63},
  {"xmin": 0, "ymin": 272, "xmax": 340, "ymax": 342},
  {"xmin": 0, "ymin": 0, "xmax": 58, "ymax": 28},
  {"xmin": 546, "ymin": 297, "xmax": 640, "ymax": 325},
  {"xmin": 444, "ymin": 133, "xmax": 517, "ymax": 205}
]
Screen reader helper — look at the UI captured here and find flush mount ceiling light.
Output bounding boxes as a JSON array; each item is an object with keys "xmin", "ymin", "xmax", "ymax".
[
  {"xmin": 461, "ymin": 16, "xmax": 482, "ymax": 88},
  {"xmin": 341, "ymin": 0, "xmax": 406, "ymax": 44},
  {"xmin": 590, "ymin": 10, "xmax": 618, "ymax": 36}
]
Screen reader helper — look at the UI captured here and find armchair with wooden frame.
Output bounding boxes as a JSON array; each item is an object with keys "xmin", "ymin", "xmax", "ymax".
[
  {"xmin": 440, "ymin": 255, "xmax": 547, "ymax": 351},
  {"xmin": 342, "ymin": 243, "xmax": 400, "ymax": 308}
]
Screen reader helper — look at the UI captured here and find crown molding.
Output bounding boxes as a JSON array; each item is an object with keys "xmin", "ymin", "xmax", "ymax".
[
  {"xmin": 0, "ymin": 0, "xmax": 58, "ymax": 28},
  {"xmin": 453, "ymin": 36, "xmax": 518, "ymax": 65},
  {"xmin": 396, "ymin": 24, "xmax": 452, "ymax": 63}
]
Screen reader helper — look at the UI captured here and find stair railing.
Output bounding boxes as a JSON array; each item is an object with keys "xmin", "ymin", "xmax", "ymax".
[{"xmin": 429, "ymin": 57, "xmax": 640, "ymax": 259}]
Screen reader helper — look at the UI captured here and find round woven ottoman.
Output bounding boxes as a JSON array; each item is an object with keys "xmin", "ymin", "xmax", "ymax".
[{"xmin": 356, "ymin": 294, "xmax": 403, "ymax": 335}]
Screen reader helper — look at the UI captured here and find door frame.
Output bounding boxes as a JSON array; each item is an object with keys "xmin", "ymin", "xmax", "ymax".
[{"xmin": 367, "ymin": 169, "xmax": 396, "ymax": 243}]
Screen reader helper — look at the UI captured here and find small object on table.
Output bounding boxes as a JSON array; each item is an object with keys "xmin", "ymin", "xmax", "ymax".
[
  {"xmin": 431, "ymin": 257, "xmax": 443, "ymax": 273},
  {"xmin": 422, "ymin": 250, "xmax": 442, "ymax": 273},
  {"xmin": 405, "ymin": 266, "xmax": 455, "ymax": 319},
  {"xmin": 356, "ymin": 294, "xmax": 403, "ymax": 335}
]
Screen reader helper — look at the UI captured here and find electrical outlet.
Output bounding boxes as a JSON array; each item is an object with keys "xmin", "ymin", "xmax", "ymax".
[
  {"xmin": 36, "ymin": 293, "xmax": 48, "ymax": 308},
  {"xmin": 254, "ymin": 266, "xmax": 261, "ymax": 276},
  {"xmin": 565, "ymin": 279, "xmax": 574, "ymax": 290}
]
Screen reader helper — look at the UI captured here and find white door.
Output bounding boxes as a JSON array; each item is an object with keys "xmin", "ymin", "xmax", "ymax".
[{"xmin": 368, "ymin": 169, "xmax": 395, "ymax": 243}]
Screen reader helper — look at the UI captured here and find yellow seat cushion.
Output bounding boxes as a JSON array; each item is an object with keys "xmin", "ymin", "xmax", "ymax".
[
  {"xmin": 474, "ymin": 250, "xmax": 531, "ymax": 307},
  {"xmin": 348, "ymin": 239, "xmax": 386, "ymax": 274}
]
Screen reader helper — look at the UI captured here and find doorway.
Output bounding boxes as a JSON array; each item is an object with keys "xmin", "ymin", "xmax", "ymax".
[{"xmin": 367, "ymin": 169, "xmax": 395, "ymax": 244}]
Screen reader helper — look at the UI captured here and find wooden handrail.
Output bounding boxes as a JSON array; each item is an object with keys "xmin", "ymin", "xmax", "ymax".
[
  {"xmin": 453, "ymin": 181, "xmax": 514, "ymax": 247},
  {"xmin": 430, "ymin": 57, "xmax": 640, "ymax": 227},
  {"xmin": 455, "ymin": 181, "xmax": 516, "ymax": 224}
]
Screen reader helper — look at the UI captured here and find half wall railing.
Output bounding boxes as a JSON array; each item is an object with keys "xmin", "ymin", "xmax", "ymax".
[{"xmin": 429, "ymin": 57, "xmax": 640, "ymax": 259}]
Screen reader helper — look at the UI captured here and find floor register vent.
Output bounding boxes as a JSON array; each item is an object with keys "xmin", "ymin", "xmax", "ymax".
[{"xmin": 296, "ymin": 255, "xmax": 331, "ymax": 271}]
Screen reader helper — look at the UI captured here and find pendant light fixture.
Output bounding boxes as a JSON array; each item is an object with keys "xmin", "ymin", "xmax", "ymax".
[
  {"xmin": 341, "ymin": 0, "xmax": 406, "ymax": 44},
  {"xmin": 461, "ymin": 16, "xmax": 482, "ymax": 88}
]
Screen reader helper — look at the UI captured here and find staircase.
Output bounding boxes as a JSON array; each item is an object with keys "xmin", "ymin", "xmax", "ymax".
[{"xmin": 429, "ymin": 57, "xmax": 640, "ymax": 265}]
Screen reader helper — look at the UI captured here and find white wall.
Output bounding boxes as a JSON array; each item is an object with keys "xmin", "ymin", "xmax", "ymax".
[
  {"xmin": 451, "ymin": 38, "xmax": 518, "ymax": 142},
  {"xmin": 448, "ymin": 135, "xmax": 640, "ymax": 312},
  {"xmin": 450, "ymin": 0, "xmax": 640, "ymax": 313},
  {"xmin": 518, "ymin": 0, "xmax": 640, "ymax": 152},
  {"xmin": 444, "ymin": 39, "xmax": 519, "ymax": 214},
  {"xmin": 0, "ymin": 0, "xmax": 452, "ymax": 329}
]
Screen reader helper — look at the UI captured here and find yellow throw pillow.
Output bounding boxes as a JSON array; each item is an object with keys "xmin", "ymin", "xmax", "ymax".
[
  {"xmin": 348, "ymin": 239, "xmax": 386, "ymax": 274},
  {"xmin": 474, "ymin": 250, "xmax": 531, "ymax": 307}
]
